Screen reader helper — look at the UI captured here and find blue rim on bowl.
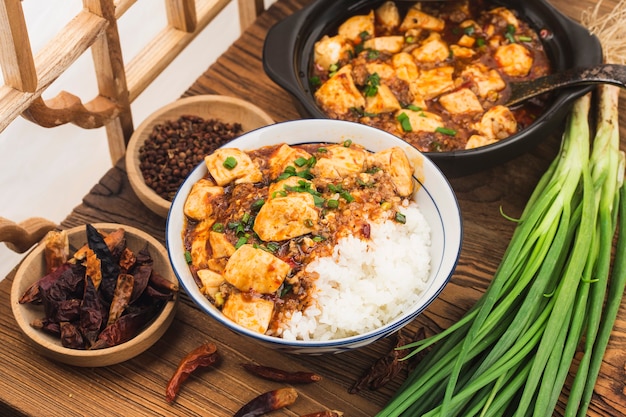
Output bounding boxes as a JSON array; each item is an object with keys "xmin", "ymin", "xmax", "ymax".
[{"xmin": 166, "ymin": 119, "xmax": 463, "ymax": 354}]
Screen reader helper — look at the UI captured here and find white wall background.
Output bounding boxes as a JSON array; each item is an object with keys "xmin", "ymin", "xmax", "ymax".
[{"xmin": 0, "ymin": 0, "xmax": 276, "ymax": 280}]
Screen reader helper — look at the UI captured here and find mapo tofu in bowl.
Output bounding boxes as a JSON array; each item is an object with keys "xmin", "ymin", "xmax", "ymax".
[
  {"xmin": 167, "ymin": 119, "xmax": 462, "ymax": 354},
  {"xmin": 310, "ymin": 0, "xmax": 551, "ymax": 152},
  {"xmin": 263, "ymin": 0, "xmax": 602, "ymax": 175}
]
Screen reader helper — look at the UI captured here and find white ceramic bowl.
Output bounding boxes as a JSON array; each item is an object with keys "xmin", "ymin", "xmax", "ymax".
[
  {"xmin": 166, "ymin": 119, "xmax": 462, "ymax": 354},
  {"xmin": 11, "ymin": 223, "xmax": 179, "ymax": 366}
]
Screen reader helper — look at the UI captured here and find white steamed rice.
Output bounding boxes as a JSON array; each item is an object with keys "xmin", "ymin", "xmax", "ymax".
[{"xmin": 281, "ymin": 201, "xmax": 432, "ymax": 341}]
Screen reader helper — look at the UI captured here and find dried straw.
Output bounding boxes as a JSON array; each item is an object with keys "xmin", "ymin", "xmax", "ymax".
[{"xmin": 581, "ymin": 0, "xmax": 626, "ymax": 64}]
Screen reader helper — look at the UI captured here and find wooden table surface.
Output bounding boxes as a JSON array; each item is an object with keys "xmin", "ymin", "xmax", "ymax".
[{"xmin": 2, "ymin": 0, "xmax": 626, "ymax": 416}]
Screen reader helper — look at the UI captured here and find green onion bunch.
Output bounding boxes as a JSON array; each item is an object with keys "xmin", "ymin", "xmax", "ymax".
[{"xmin": 376, "ymin": 84, "xmax": 626, "ymax": 417}]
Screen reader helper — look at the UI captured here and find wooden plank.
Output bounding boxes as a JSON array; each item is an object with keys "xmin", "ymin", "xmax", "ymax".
[
  {"xmin": 0, "ymin": 0, "xmax": 36, "ymax": 92},
  {"xmin": 124, "ymin": 0, "xmax": 231, "ymax": 102},
  {"xmin": 238, "ymin": 0, "xmax": 264, "ymax": 30},
  {"xmin": 166, "ymin": 0, "xmax": 198, "ymax": 32},
  {"xmin": 113, "ymin": 0, "xmax": 137, "ymax": 19},
  {"xmin": 0, "ymin": 10, "xmax": 107, "ymax": 132}
]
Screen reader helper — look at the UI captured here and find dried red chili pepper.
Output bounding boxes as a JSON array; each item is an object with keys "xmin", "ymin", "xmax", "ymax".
[
  {"xmin": 300, "ymin": 411, "xmax": 344, "ymax": 417},
  {"xmin": 149, "ymin": 272, "xmax": 179, "ymax": 293},
  {"xmin": 128, "ymin": 246, "xmax": 153, "ymax": 301},
  {"xmin": 90, "ymin": 304, "xmax": 156, "ymax": 350},
  {"xmin": 79, "ymin": 275, "xmax": 104, "ymax": 347},
  {"xmin": 165, "ymin": 342, "xmax": 219, "ymax": 403},
  {"xmin": 143, "ymin": 284, "xmax": 175, "ymax": 301},
  {"xmin": 107, "ymin": 273, "xmax": 134, "ymax": 326},
  {"xmin": 41, "ymin": 265, "xmax": 85, "ymax": 319},
  {"xmin": 31, "ymin": 318, "xmax": 60, "ymax": 336},
  {"xmin": 18, "ymin": 263, "xmax": 71, "ymax": 304},
  {"xmin": 60, "ymin": 321, "xmax": 84, "ymax": 349},
  {"xmin": 234, "ymin": 387, "xmax": 298, "ymax": 417},
  {"xmin": 42, "ymin": 230, "xmax": 69, "ymax": 274},
  {"xmin": 242, "ymin": 363, "xmax": 322, "ymax": 384},
  {"xmin": 349, "ymin": 328, "xmax": 425, "ymax": 393},
  {"xmin": 118, "ymin": 247, "xmax": 137, "ymax": 272},
  {"xmin": 86, "ymin": 224, "xmax": 120, "ymax": 302},
  {"xmin": 54, "ymin": 298, "xmax": 81, "ymax": 322}
]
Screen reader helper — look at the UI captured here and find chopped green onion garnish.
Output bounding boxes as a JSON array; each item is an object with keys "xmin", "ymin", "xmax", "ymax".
[
  {"xmin": 235, "ymin": 236, "xmax": 248, "ymax": 249},
  {"xmin": 395, "ymin": 212, "xmax": 406, "ymax": 224},
  {"xmin": 463, "ymin": 25, "xmax": 475, "ymax": 35},
  {"xmin": 241, "ymin": 212, "xmax": 251, "ymax": 225},
  {"xmin": 280, "ymin": 283, "xmax": 293, "ymax": 297},
  {"xmin": 476, "ymin": 37, "xmax": 486, "ymax": 47},
  {"xmin": 309, "ymin": 76, "xmax": 321, "ymax": 87},
  {"xmin": 406, "ymin": 104, "xmax": 422, "ymax": 112},
  {"xmin": 329, "ymin": 63, "xmax": 338, "ymax": 72},
  {"xmin": 251, "ymin": 199, "xmax": 265, "ymax": 211},
  {"xmin": 340, "ymin": 191, "xmax": 354, "ymax": 203},
  {"xmin": 397, "ymin": 112, "xmax": 412, "ymax": 132},
  {"xmin": 211, "ymin": 222, "xmax": 224, "ymax": 232},
  {"xmin": 328, "ymin": 183, "xmax": 342, "ymax": 193},
  {"xmin": 357, "ymin": 178, "xmax": 376, "ymax": 187},
  {"xmin": 363, "ymin": 73, "xmax": 381, "ymax": 97},
  {"xmin": 518, "ymin": 35, "xmax": 532, "ymax": 42},
  {"xmin": 505, "ymin": 24, "xmax": 516, "ymax": 43},
  {"xmin": 304, "ymin": 219, "xmax": 314, "ymax": 228},
  {"xmin": 294, "ymin": 157, "xmax": 308, "ymax": 167},
  {"xmin": 266, "ymin": 242, "xmax": 279, "ymax": 253},
  {"xmin": 184, "ymin": 250, "xmax": 192, "ymax": 264},
  {"xmin": 435, "ymin": 126, "xmax": 457, "ymax": 136},
  {"xmin": 343, "ymin": 139, "xmax": 353, "ymax": 147},
  {"xmin": 277, "ymin": 165, "xmax": 314, "ymax": 181},
  {"xmin": 223, "ymin": 156, "xmax": 237, "ymax": 169},
  {"xmin": 228, "ymin": 221, "xmax": 245, "ymax": 235},
  {"xmin": 367, "ymin": 49, "xmax": 380, "ymax": 60},
  {"xmin": 327, "ymin": 199, "xmax": 339, "ymax": 209}
]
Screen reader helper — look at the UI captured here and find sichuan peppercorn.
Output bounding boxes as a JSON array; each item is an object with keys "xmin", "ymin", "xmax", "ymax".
[{"xmin": 138, "ymin": 115, "xmax": 244, "ymax": 201}]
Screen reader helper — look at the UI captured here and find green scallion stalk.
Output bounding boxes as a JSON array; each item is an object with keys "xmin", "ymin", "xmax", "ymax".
[
  {"xmin": 567, "ymin": 84, "xmax": 625, "ymax": 416},
  {"xmin": 377, "ymin": 85, "xmax": 626, "ymax": 417}
]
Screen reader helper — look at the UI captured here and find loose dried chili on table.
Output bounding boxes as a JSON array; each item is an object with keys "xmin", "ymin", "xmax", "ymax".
[
  {"xmin": 349, "ymin": 328, "xmax": 426, "ymax": 393},
  {"xmin": 242, "ymin": 363, "xmax": 322, "ymax": 384},
  {"xmin": 234, "ymin": 387, "xmax": 298, "ymax": 417},
  {"xmin": 165, "ymin": 342, "xmax": 220, "ymax": 403}
]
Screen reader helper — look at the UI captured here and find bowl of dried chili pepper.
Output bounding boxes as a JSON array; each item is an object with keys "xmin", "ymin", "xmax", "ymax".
[
  {"xmin": 126, "ymin": 95, "xmax": 275, "ymax": 218},
  {"xmin": 11, "ymin": 223, "xmax": 179, "ymax": 367}
]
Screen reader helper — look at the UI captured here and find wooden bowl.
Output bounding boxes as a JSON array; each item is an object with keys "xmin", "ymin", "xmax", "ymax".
[
  {"xmin": 126, "ymin": 95, "xmax": 275, "ymax": 218},
  {"xmin": 10, "ymin": 223, "xmax": 178, "ymax": 367}
]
